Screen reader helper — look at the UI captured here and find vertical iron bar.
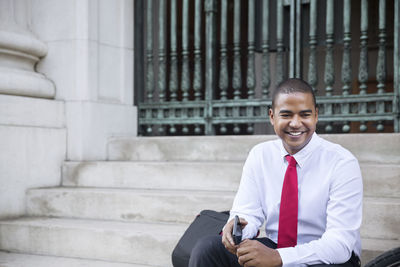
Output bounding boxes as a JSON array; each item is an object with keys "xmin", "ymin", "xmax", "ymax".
[
  {"xmin": 376, "ymin": 0, "xmax": 387, "ymax": 94},
  {"xmin": 394, "ymin": 0, "xmax": 399, "ymax": 132},
  {"xmin": 219, "ymin": 0, "xmax": 228, "ymax": 134},
  {"xmin": 134, "ymin": 0, "xmax": 144, "ymax": 107},
  {"xmin": 358, "ymin": 0, "xmax": 368, "ymax": 132},
  {"xmin": 246, "ymin": 0, "xmax": 255, "ymax": 133},
  {"xmin": 181, "ymin": 0, "xmax": 190, "ymax": 101},
  {"xmin": 145, "ymin": 0, "xmax": 154, "ymax": 134},
  {"xmin": 324, "ymin": 0, "xmax": 334, "ymax": 132},
  {"xmin": 276, "ymin": 0, "xmax": 284, "ymax": 84},
  {"xmin": 308, "ymin": 0, "xmax": 317, "ymax": 91},
  {"xmin": 193, "ymin": 0, "xmax": 202, "ymax": 134},
  {"xmin": 341, "ymin": 0, "xmax": 351, "ymax": 133},
  {"xmin": 261, "ymin": 0, "xmax": 270, "ymax": 98},
  {"xmin": 295, "ymin": 0, "xmax": 302, "ymax": 77},
  {"xmin": 324, "ymin": 0, "xmax": 334, "ymax": 96},
  {"xmin": 205, "ymin": 0, "xmax": 217, "ymax": 135},
  {"xmin": 166, "ymin": 2, "xmax": 177, "ymax": 134},
  {"xmin": 219, "ymin": 0, "xmax": 228, "ymax": 100},
  {"xmin": 145, "ymin": 0, "xmax": 154, "ymax": 103},
  {"xmin": 359, "ymin": 0, "xmax": 369, "ymax": 96},
  {"xmin": 169, "ymin": 0, "xmax": 178, "ymax": 101},
  {"xmin": 193, "ymin": 0, "xmax": 203, "ymax": 101},
  {"xmin": 376, "ymin": 0, "xmax": 387, "ymax": 131},
  {"xmin": 247, "ymin": 0, "xmax": 256, "ymax": 99},
  {"xmin": 232, "ymin": 0, "xmax": 241, "ymax": 133},
  {"xmin": 289, "ymin": 0, "xmax": 295, "ymax": 78},
  {"xmin": 341, "ymin": 0, "xmax": 352, "ymax": 96},
  {"xmin": 232, "ymin": 0, "xmax": 242, "ymax": 100},
  {"xmin": 158, "ymin": 0, "xmax": 166, "ymax": 102},
  {"xmin": 180, "ymin": 0, "xmax": 190, "ymax": 134}
]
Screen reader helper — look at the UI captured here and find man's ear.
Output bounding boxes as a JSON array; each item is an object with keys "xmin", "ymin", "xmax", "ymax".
[
  {"xmin": 269, "ymin": 108, "xmax": 274, "ymax": 125},
  {"xmin": 315, "ymin": 107, "xmax": 319, "ymax": 122}
]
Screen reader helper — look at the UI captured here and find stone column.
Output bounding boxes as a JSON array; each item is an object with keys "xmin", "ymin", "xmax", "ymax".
[{"xmin": 0, "ymin": 0, "xmax": 55, "ymax": 98}]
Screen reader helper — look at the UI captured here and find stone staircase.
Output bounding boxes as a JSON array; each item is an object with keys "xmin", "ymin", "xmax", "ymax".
[{"xmin": 0, "ymin": 134, "xmax": 399, "ymax": 266}]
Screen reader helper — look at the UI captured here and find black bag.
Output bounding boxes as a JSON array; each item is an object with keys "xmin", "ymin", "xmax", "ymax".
[{"xmin": 171, "ymin": 210, "xmax": 230, "ymax": 267}]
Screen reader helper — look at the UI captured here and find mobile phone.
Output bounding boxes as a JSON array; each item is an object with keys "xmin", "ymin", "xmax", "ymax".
[{"xmin": 232, "ymin": 215, "xmax": 242, "ymax": 245}]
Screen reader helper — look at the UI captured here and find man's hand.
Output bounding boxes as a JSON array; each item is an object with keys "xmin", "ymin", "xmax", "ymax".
[
  {"xmin": 221, "ymin": 217, "xmax": 248, "ymax": 255},
  {"xmin": 236, "ymin": 239, "xmax": 282, "ymax": 267}
]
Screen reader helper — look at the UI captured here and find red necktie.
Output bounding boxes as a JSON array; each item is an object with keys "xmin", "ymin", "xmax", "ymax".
[{"xmin": 277, "ymin": 155, "xmax": 298, "ymax": 248}]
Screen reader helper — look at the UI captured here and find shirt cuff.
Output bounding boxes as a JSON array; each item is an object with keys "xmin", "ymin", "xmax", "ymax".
[
  {"xmin": 277, "ymin": 247, "xmax": 304, "ymax": 267},
  {"xmin": 242, "ymin": 223, "xmax": 258, "ymax": 239},
  {"xmin": 227, "ymin": 214, "xmax": 259, "ymax": 240}
]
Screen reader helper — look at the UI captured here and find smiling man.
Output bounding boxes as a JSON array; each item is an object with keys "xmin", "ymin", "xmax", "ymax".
[
  {"xmin": 269, "ymin": 80, "xmax": 318, "ymax": 155},
  {"xmin": 189, "ymin": 78, "xmax": 363, "ymax": 267}
]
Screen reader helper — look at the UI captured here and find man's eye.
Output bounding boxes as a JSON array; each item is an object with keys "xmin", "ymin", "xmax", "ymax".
[
  {"xmin": 280, "ymin": 114, "xmax": 290, "ymax": 117},
  {"xmin": 302, "ymin": 113, "xmax": 311, "ymax": 117}
]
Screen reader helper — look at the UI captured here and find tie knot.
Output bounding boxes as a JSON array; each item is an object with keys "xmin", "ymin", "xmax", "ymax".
[{"xmin": 285, "ymin": 155, "xmax": 297, "ymax": 167}]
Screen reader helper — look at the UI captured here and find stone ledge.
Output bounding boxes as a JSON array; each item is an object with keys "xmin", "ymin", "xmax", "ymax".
[
  {"xmin": 0, "ymin": 251, "xmax": 149, "ymax": 267},
  {"xmin": 61, "ymin": 161, "xmax": 399, "ymax": 198},
  {"xmin": 107, "ymin": 134, "xmax": 400, "ymax": 164},
  {"xmin": 0, "ymin": 94, "xmax": 64, "ymax": 128},
  {"xmin": 0, "ymin": 217, "xmax": 185, "ymax": 266}
]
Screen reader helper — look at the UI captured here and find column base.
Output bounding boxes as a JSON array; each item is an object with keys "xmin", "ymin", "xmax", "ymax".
[{"xmin": 0, "ymin": 68, "xmax": 55, "ymax": 98}]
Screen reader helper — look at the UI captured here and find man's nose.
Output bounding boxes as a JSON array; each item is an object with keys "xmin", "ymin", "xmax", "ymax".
[{"xmin": 289, "ymin": 116, "xmax": 301, "ymax": 127}]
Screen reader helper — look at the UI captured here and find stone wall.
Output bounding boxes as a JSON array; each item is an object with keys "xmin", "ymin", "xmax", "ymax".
[
  {"xmin": 0, "ymin": 95, "xmax": 66, "ymax": 218},
  {"xmin": 31, "ymin": 0, "xmax": 137, "ymax": 160},
  {"xmin": 0, "ymin": 0, "xmax": 137, "ymax": 218}
]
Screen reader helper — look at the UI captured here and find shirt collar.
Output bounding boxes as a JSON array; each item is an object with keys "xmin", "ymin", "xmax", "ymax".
[{"xmin": 279, "ymin": 132, "xmax": 321, "ymax": 168}]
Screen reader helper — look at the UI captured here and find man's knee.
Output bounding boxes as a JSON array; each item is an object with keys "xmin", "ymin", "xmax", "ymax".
[
  {"xmin": 189, "ymin": 235, "xmax": 224, "ymax": 266},
  {"xmin": 191, "ymin": 235, "xmax": 223, "ymax": 258}
]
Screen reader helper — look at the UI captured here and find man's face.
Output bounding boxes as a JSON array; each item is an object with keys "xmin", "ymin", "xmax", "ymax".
[{"xmin": 269, "ymin": 92, "xmax": 318, "ymax": 155}]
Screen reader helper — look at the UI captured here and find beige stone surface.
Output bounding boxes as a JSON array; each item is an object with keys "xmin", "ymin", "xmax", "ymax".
[
  {"xmin": 0, "ymin": 95, "xmax": 64, "ymax": 128},
  {"xmin": 0, "ymin": 126, "xmax": 66, "ymax": 218},
  {"xmin": 0, "ymin": 251, "xmax": 145, "ymax": 267},
  {"xmin": 61, "ymin": 161, "xmax": 398, "ymax": 198},
  {"xmin": 108, "ymin": 134, "xmax": 400, "ymax": 163},
  {"xmin": 65, "ymin": 102, "xmax": 137, "ymax": 161},
  {"xmin": 27, "ymin": 187, "xmax": 234, "ymax": 223},
  {"xmin": 0, "ymin": 218, "xmax": 184, "ymax": 266},
  {"xmin": 62, "ymin": 161, "xmax": 242, "ymax": 190}
]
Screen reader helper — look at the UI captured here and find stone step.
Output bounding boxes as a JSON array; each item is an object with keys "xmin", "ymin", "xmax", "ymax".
[
  {"xmin": 27, "ymin": 188, "xmax": 234, "ymax": 224},
  {"xmin": 62, "ymin": 162, "xmax": 400, "ymax": 198},
  {"xmin": 362, "ymin": 197, "xmax": 400, "ymax": 240},
  {"xmin": 26, "ymin": 187, "xmax": 400, "ymax": 241},
  {"xmin": 107, "ymin": 135, "xmax": 273, "ymax": 162},
  {"xmin": 362, "ymin": 164, "xmax": 400, "ymax": 198},
  {"xmin": 107, "ymin": 134, "xmax": 400, "ymax": 164},
  {"xmin": 361, "ymin": 238, "xmax": 400, "ymax": 266},
  {"xmin": 0, "ymin": 217, "xmax": 185, "ymax": 266},
  {"xmin": 0, "ymin": 218, "xmax": 397, "ymax": 267},
  {"xmin": 62, "ymin": 161, "xmax": 242, "ymax": 191},
  {"xmin": 0, "ymin": 251, "xmax": 149, "ymax": 267}
]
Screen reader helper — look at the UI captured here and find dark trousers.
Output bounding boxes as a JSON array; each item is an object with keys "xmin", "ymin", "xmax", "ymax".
[{"xmin": 188, "ymin": 235, "xmax": 360, "ymax": 267}]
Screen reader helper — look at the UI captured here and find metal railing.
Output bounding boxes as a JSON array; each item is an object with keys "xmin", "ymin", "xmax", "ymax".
[{"xmin": 136, "ymin": 0, "xmax": 400, "ymax": 135}]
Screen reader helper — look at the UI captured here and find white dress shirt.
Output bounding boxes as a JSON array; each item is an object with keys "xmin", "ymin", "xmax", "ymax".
[{"xmin": 229, "ymin": 133, "xmax": 363, "ymax": 267}]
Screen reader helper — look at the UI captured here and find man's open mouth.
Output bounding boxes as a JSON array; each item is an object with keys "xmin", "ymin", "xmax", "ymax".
[{"xmin": 285, "ymin": 131, "xmax": 306, "ymax": 136}]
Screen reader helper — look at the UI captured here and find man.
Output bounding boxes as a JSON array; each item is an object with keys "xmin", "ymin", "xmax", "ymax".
[{"xmin": 189, "ymin": 78, "xmax": 362, "ymax": 267}]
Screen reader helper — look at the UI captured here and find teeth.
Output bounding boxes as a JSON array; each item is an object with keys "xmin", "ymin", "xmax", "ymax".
[{"xmin": 289, "ymin": 132, "xmax": 302, "ymax": 136}]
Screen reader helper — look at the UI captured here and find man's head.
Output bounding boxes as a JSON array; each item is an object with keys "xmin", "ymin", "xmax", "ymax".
[
  {"xmin": 269, "ymin": 78, "xmax": 318, "ymax": 155},
  {"xmin": 271, "ymin": 78, "xmax": 317, "ymax": 110}
]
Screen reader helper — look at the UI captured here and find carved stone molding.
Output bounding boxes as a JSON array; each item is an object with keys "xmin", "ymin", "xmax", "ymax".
[{"xmin": 0, "ymin": 0, "xmax": 55, "ymax": 98}]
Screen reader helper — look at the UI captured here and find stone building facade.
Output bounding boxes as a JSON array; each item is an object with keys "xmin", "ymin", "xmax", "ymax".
[{"xmin": 0, "ymin": 0, "xmax": 136, "ymax": 219}]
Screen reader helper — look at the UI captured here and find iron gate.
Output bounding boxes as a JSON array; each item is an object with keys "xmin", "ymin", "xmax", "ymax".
[{"xmin": 135, "ymin": 0, "xmax": 400, "ymax": 136}]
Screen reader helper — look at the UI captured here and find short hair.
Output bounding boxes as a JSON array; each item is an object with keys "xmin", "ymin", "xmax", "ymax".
[{"xmin": 271, "ymin": 78, "xmax": 317, "ymax": 109}]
